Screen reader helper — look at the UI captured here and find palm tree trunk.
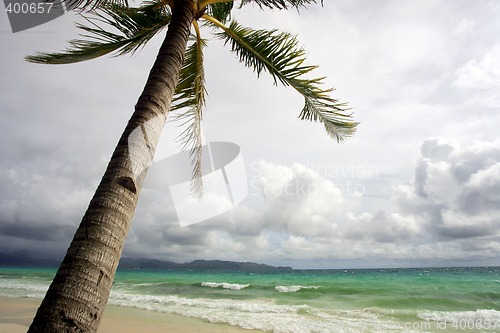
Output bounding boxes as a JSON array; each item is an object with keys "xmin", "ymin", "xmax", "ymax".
[{"xmin": 28, "ymin": 1, "xmax": 194, "ymax": 332}]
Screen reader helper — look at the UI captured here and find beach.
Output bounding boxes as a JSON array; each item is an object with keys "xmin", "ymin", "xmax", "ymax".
[{"xmin": 0, "ymin": 297, "xmax": 263, "ymax": 333}]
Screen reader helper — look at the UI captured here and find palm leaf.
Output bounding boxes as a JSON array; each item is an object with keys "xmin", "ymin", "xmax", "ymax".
[
  {"xmin": 238, "ymin": 0, "xmax": 322, "ymax": 9},
  {"xmin": 207, "ymin": 18, "xmax": 357, "ymax": 142},
  {"xmin": 199, "ymin": 0, "xmax": 321, "ymax": 11},
  {"xmin": 171, "ymin": 28, "xmax": 207, "ymax": 197},
  {"xmin": 26, "ymin": 4, "xmax": 171, "ymax": 64},
  {"xmin": 58, "ymin": 0, "xmax": 129, "ymax": 11},
  {"xmin": 206, "ymin": 2, "xmax": 233, "ymax": 24}
]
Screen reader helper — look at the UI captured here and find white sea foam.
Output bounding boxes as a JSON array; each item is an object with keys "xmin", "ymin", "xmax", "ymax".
[
  {"xmin": 275, "ymin": 285, "xmax": 321, "ymax": 293},
  {"xmin": 132, "ymin": 282, "xmax": 165, "ymax": 287},
  {"xmin": 0, "ymin": 281, "xmax": 47, "ymax": 292},
  {"xmin": 418, "ymin": 309, "xmax": 500, "ymax": 324},
  {"xmin": 0, "ymin": 279, "xmax": 49, "ymax": 299},
  {"xmin": 108, "ymin": 291, "xmax": 416, "ymax": 333},
  {"xmin": 200, "ymin": 282, "xmax": 250, "ymax": 290},
  {"xmin": 0, "ymin": 280, "xmax": 47, "ymax": 292}
]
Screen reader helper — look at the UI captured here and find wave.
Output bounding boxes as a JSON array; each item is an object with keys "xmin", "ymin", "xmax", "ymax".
[
  {"xmin": 131, "ymin": 282, "xmax": 165, "ymax": 287},
  {"xmin": 275, "ymin": 285, "xmax": 322, "ymax": 293},
  {"xmin": 418, "ymin": 309, "xmax": 500, "ymax": 324},
  {"xmin": 108, "ymin": 291, "xmax": 418, "ymax": 333},
  {"xmin": 0, "ymin": 280, "xmax": 48, "ymax": 293},
  {"xmin": 201, "ymin": 282, "xmax": 250, "ymax": 290},
  {"xmin": 0, "ymin": 280, "xmax": 49, "ymax": 299}
]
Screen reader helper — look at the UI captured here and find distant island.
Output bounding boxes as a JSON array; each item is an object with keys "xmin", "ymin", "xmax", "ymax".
[
  {"xmin": 118, "ymin": 258, "xmax": 293, "ymax": 272},
  {"xmin": 0, "ymin": 252, "xmax": 292, "ymax": 272}
]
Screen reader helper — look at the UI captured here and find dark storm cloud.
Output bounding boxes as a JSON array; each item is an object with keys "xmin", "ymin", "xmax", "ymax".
[
  {"xmin": 437, "ymin": 222, "xmax": 495, "ymax": 240},
  {"xmin": 398, "ymin": 138, "xmax": 500, "ymax": 242},
  {"xmin": 459, "ymin": 184, "xmax": 500, "ymax": 215},
  {"xmin": 0, "ymin": 220, "xmax": 74, "ymax": 242},
  {"xmin": 420, "ymin": 139, "xmax": 457, "ymax": 162},
  {"xmin": 0, "ymin": 10, "xmax": 166, "ymax": 258}
]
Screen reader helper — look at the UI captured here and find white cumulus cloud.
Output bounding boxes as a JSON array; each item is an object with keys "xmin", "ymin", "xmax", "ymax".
[{"xmin": 454, "ymin": 45, "xmax": 500, "ymax": 89}]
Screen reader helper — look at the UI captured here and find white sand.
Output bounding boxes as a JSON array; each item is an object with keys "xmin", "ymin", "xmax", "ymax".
[{"xmin": 0, "ymin": 297, "xmax": 264, "ymax": 333}]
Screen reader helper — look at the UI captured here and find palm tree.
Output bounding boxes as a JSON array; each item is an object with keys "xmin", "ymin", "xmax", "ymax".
[{"xmin": 26, "ymin": 0, "xmax": 357, "ymax": 332}]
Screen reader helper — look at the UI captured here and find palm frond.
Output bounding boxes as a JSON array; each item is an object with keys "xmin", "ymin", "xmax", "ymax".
[
  {"xmin": 56, "ymin": 0, "xmax": 129, "ymax": 12},
  {"xmin": 171, "ymin": 29, "xmax": 207, "ymax": 197},
  {"xmin": 238, "ymin": 0, "xmax": 322, "ymax": 10},
  {"xmin": 205, "ymin": 2, "xmax": 233, "ymax": 24},
  {"xmin": 208, "ymin": 18, "xmax": 357, "ymax": 142},
  {"xmin": 26, "ymin": 4, "xmax": 171, "ymax": 64}
]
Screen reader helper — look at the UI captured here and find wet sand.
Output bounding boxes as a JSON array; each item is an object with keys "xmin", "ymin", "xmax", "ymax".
[{"xmin": 0, "ymin": 297, "xmax": 264, "ymax": 333}]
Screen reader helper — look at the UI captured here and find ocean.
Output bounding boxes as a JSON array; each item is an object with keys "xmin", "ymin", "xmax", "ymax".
[{"xmin": 1, "ymin": 266, "xmax": 499, "ymax": 332}]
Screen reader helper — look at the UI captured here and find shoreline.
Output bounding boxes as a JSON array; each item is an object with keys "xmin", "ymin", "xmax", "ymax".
[{"xmin": 0, "ymin": 297, "xmax": 264, "ymax": 333}]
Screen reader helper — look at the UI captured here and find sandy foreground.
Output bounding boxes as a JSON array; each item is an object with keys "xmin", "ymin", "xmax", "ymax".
[{"xmin": 0, "ymin": 297, "xmax": 264, "ymax": 333}]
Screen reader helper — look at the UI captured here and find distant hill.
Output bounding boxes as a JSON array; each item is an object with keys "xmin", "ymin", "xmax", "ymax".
[
  {"xmin": 0, "ymin": 252, "xmax": 292, "ymax": 272},
  {"xmin": 118, "ymin": 258, "xmax": 293, "ymax": 272},
  {"xmin": 0, "ymin": 252, "xmax": 60, "ymax": 267}
]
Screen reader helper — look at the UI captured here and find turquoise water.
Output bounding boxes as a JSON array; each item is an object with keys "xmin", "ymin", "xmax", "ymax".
[{"xmin": 1, "ymin": 266, "xmax": 499, "ymax": 332}]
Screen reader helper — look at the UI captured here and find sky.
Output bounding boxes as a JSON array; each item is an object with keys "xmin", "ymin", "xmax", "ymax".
[{"xmin": 1, "ymin": 0, "xmax": 500, "ymax": 269}]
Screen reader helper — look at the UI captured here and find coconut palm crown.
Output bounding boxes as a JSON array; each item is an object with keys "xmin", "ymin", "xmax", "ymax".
[
  {"xmin": 26, "ymin": 1, "xmax": 357, "ymax": 332},
  {"xmin": 27, "ymin": 0, "xmax": 357, "ymax": 192}
]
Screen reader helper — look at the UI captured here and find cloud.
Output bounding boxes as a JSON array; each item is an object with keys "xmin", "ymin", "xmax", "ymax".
[
  {"xmin": 249, "ymin": 160, "xmax": 347, "ymax": 236},
  {"xmin": 454, "ymin": 18, "xmax": 475, "ymax": 35},
  {"xmin": 454, "ymin": 45, "xmax": 500, "ymax": 90},
  {"xmin": 241, "ymin": 139, "xmax": 500, "ymax": 264},
  {"xmin": 459, "ymin": 162, "xmax": 500, "ymax": 214},
  {"xmin": 123, "ymin": 137, "xmax": 500, "ymax": 266},
  {"xmin": 396, "ymin": 138, "xmax": 500, "ymax": 243}
]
